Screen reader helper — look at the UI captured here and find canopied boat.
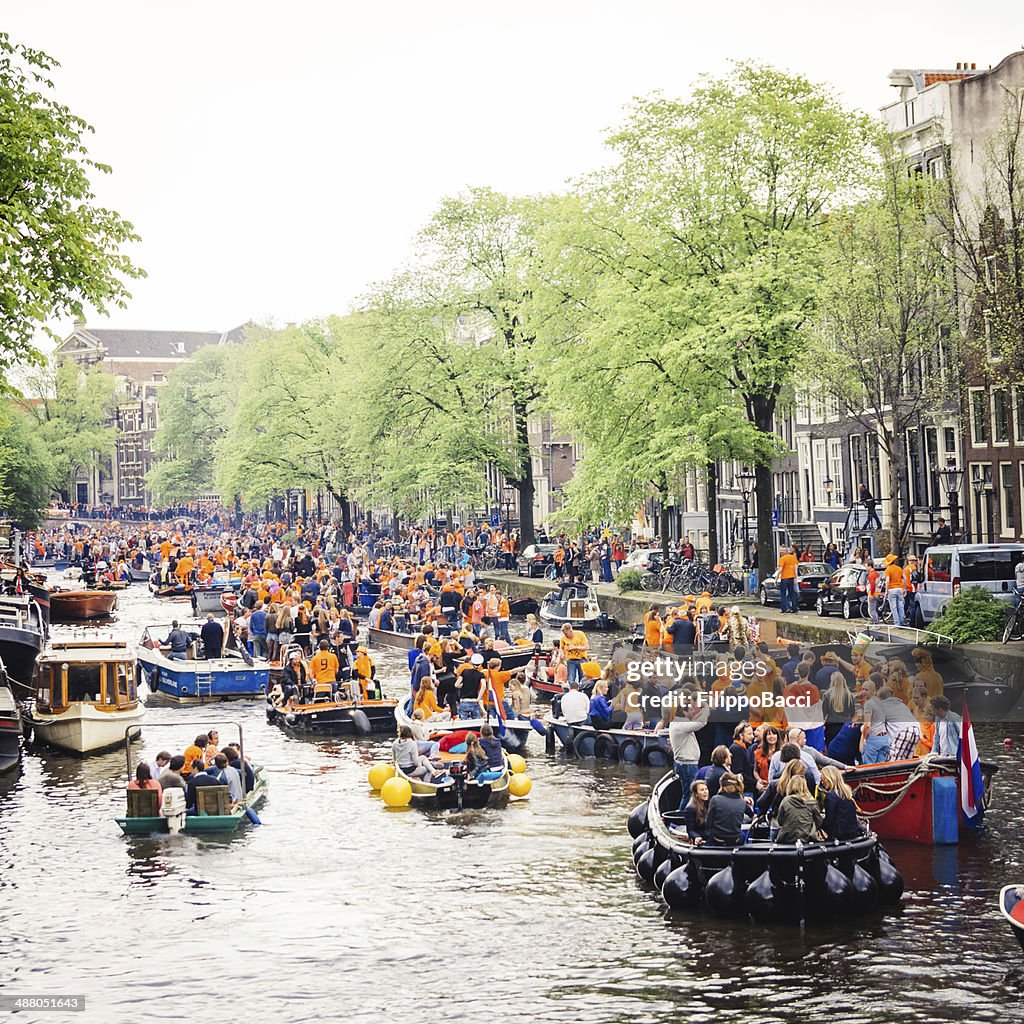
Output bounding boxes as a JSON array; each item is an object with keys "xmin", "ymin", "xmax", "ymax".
[
  {"xmin": 0, "ymin": 594, "xmax": 46, "ymax": 694},
  {"xmin": 539, "ymin": 582, "xmax": 615, "ymax": 630},
  {"xmin": 266, "ymin": 694, "xmax": 398, "ymax": 735},
  {"xmin": 136, "ymin": 625, "xmax": 270, "ymax": 703},
  {"xmin": 844, "ymin": 756, "xmax": 998, "ymax": 845},
  {"xmin": 25, "ymin": 642, "xmax": 144, "ymax": 755},
  {"xmin": 49, "ymin": 589, "xmax": 118, "ymax": 622},
  {"xmin": 0, "ymin": 658, "xmax": 21, "ymax": 772},
  {"xmin": 1000, "ymin": 886, "xmax": 1024, "ymax": 953},
  {"xmin": 629, "ymin": 769, "xmax": 904, "ymax": 924}
]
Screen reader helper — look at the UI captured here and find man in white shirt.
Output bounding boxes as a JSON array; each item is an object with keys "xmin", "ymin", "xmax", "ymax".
[
  {"xmin": 668, "ymin": 692, "xmax": 709, "ymax": 800},
  {"xmin": 559, "ymin": 680, "xmax": 590, "ymax": 725},
  {"xmin": 860, "ymin": 681, "xmax": 890, "ymax": 764},
  {"xmin": 930, "ymin": 695, "xmax": 962, "ymax": 757}
]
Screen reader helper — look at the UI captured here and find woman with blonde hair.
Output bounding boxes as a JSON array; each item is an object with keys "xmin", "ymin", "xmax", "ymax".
[
  {"xmin": 775, "ymin": 773, "xmax": 824, "ymax": 843},
  {"xmin": 818, "ymin": 765, "xmax": 861, "ymax": 839},
  {"xmin": 822, "ymin": 670, "xmax": 856, "ymax": 745}
]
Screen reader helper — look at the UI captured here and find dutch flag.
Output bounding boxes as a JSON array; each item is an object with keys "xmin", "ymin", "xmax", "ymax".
[{"xmin": 960, "ymin": 695, "xmax": 985, "ymax": 827}]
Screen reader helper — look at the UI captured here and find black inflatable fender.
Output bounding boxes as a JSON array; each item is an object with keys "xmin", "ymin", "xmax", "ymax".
[
  {"xmin": 350, "ymin": 709, "xmax": 372, "ymax": 736},
  {"xmin": 627, "ymin": 800, "xmax": 650, "ymax": 839},
  {"xmin": 704, "ymin": 865, "xmax": 741, "ymax": 916},
  {"xmin": 636, "ymin": 847, "xmax": 659, "ymax": 884},
  {"xmin": 744, "ymin": 868, "xmax": 778, "ymax": 923},
  {"xmin": 573, "ymin": 731, "xmax": 597, "ymax": 759},
  {"xmin": 662, "ymin": 862, "xmax": 701, "ymax": 910},
  {"xmin": 594, "ymin": 733, "xmax": 619, "ymax": 760}
]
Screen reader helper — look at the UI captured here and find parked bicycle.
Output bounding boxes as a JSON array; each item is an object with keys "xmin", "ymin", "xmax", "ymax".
[{"xmin": 1003, "ymin": 587, "xmax": 1024, "ymax": 643}]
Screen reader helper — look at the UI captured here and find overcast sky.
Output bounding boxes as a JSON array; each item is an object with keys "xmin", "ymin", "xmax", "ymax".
[{"xmin": 6, "ymin": 1, "xmax": 1022, "ymax": 339}]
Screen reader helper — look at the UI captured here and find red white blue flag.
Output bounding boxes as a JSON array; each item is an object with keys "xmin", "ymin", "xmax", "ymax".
[{"xmin": 960, "ymin": 695, "xmax": 984, "ymax": 826}]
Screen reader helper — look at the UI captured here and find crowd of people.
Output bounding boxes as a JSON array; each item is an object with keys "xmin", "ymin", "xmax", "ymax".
[{"xmin": 128, "ymin": 729, "xmax": 255, "ymax": 812}]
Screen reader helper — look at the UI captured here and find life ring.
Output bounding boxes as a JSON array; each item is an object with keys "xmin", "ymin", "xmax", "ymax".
[
  {"xmin": 572, "ymin": 731, "xmax": 597, "ymax": 758},
  {"xmin": 594, "ymin": 733, "xmax": 619, "ymax": 760}
]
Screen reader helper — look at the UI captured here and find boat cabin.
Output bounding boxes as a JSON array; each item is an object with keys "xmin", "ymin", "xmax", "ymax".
[{"xmin": 36, "ymin": 642, "xmax": 139, "ymax": 713}]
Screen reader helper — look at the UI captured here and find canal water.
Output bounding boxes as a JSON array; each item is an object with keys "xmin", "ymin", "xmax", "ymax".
[{"xmin": 2, "ymin": 578, "xmax": 1024, "ymax": 1023}]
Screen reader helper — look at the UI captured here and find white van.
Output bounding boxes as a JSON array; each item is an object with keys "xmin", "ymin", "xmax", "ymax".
[{"xmin": 915, "ymin": 543, "xmax": 1024, "ymax": 623}]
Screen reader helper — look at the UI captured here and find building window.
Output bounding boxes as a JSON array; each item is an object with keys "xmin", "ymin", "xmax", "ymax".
[
  {"xmin": 984, "ymin": 255, "xmax": 997, "ymax": 290},
  {"xmin": 1001, "ymin": 463, "xmax": 1015, "ymax": 536},
  {"xmin": 1014, "ymin": 388, "xmax": 1024, "ymax": 445},
  {"xmin": 943, "ymin": 426, "xmax": 957, "ymax": 455},
  {"xmin": 969, "ymin": 388, "xmax": 989, "ymax": 445},
  {"xmin": 904, "ymin": 100, "xmax": 916, "ymax": 127},
  {"xmin": 927, "ymin": 156, "xmax": 946, "ymax": 178},
  {"xmin": 994, "ymin": 388, "xmax": 1010, "ymax": 444}
]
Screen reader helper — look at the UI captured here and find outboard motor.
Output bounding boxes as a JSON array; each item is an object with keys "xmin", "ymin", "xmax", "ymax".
[{"xmin": 160, "ymin": 789, "xmax": 187, "ymax": 835}]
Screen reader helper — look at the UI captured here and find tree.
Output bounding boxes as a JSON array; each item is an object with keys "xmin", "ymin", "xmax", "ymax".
[
  {"xmin": 147, "ymin": 344, "xmax": 241, "ymax": 503},
  {"xmin": 16, "ymin": 359, "xmax": 117, "ymax": 500},
  {"xmin": 594, "ymin": 64, "xmax": 874, "ymax": 565},
  {"xmin": 0, "ymin": 34, "xmax": 143, "ymax": 375},
  {"xmin": 216, "ymin": 319, "xmax": 359, "ymax": 533},
  {"xmin": 811, "ymin": 146, "xmax": 957, "ymax": 551},
  {"xmin": 0, "ymin": 400, "xmax": 55, "ymax": 529}
]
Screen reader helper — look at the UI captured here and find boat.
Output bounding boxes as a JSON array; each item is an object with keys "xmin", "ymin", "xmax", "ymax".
[
  {"xmin": 266, "ymin": 693, "xmax": 398, "ymax": 736},
  {"xmin": 0, "ymin": 594, "xmax": 46, "ymax": 694},
  {"xmin": 543, "ymin": 712, "xmax": 673, "ymax": 765},
  {"xmin": 396, "ymin": 750, "xmax": 510, "ymax": 811},
  {"xmin": 24, "ymin": 642, "xmax": 144, "ymax": 755},
  {"xmin": 49, "ymin": 589, "xmax": 118, "ymax": 622},
  {"xmin": 508, "ymin": 597, "xmax": 540, "ymax": 617},
  {"xmin": 539, "ymin": 582, "xmax": 615, "ymax": 630},
  {"xmin": 1, "ymin": 564, "xmax": 52, "ymax": 630},
  {"xmin": 189, "ymin": 573, "xmax": 242, "ymax": 617},
  {"xmin": 999, "ymin": 886, "xmax": 1024, "ymax": 953},
  {"xmin": 136, "ymin": 624, "xmax": 271, "ymax": 703},
  {"xmin": 844, "ymin": 755, "xmax": 998, "ymax": 845},
  {"xmin": 115, "ymin": 720, "xmax": 267, "ymax": 835},
  {"xmin": 628, "ymin": 769, "xmax": 904, "ymax": 923},
  {"xmin": 0, "ymin": 658, "xmax": 22, "ymax": 772},
  {"xmin": 367, "ymin": 626, "xmax": 420, "ymax": 651},
  {"xmin": 394, "ymin": 698, "xmax": 539, "ymax": 754}
]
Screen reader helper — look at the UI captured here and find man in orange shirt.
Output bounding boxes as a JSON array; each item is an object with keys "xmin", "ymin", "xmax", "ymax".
[
  {"xmin": 777, "ymin": 546, "xmax": 799, "ymax": 614},
  {"xmin": 308, "ymin": 640, "xmax": 340, "ymax": 699},
  {"xmin": 883, "ymin": 554, "xmax": 905, "ymax": 626}
]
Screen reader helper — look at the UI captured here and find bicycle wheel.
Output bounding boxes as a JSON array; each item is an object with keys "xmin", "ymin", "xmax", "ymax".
[
  {"xmin": 1003, "ymin": 608, "xmax": 1024, "ymax": 643},
  {"xmin": 544, "ymin": 564, "xmax": 559, "ymax": 582},
  {"xmin": 640, "ymin": 571, "xmax": 661, "ymax": 593}
]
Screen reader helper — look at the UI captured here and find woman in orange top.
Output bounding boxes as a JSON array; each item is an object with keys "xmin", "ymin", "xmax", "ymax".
[
  {"xmin": 643, "ymin": 607, "xmax": 663, "ymax": 648},
  {"xmin": 414, "ymin": 678, "xmax": 449, "ymax": 719}
]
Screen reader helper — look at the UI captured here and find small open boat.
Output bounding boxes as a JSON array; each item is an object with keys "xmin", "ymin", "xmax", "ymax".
[
  {"xmin": 368, "ymin": 626, "xmax": 419, "ymax": 651},
  {"xmin": 539, "ymin": 582, "xmax": 615, "ymax": 630},
  {"xmin": 1000, "ymin": 886, "xmax": 1024, "ymax": 952},
  {"xmin": 49, "ymin": 589, "xmax": 118, "ymax": 622},
  {"xmin": 0, "ymin": 594, "xmax": 45, "ymax": 694},
  {"xmin": 266, "ymin": 694, "xmax": 398, "ymax": 736},
  {"xmin": 25, "ymin": 642, "xmax": 144, "ymax": 754},
  {"xmin": 115, "ymin": 720, "xmax": 267, "ymax": 835},
  {"xmin": 396, "ymin": 750, "xmax": 510, "ymax": 812}
]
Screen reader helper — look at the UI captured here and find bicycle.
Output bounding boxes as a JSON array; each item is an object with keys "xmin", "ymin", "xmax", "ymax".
[{"xmin": 1003, "ymin": 586, "xmax": 1024, "ymax": 643}]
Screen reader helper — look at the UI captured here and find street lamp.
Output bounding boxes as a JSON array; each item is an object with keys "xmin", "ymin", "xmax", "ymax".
[
  {"xmin": 971, "ymin": 469, "xmax": 985, "ymax": 543},
  {"xmin": 937, "ymin": 458, "xmax": 963, "ymax": 540},
  {"xmin": 823, "ymin": 476, "xmax": 835, "ymax": 547},
  {"xmin": 502, "ymin": 484, "xmax": 515, "ymax": 533},
  {"xmin": 737, "ymin": 468, "xmax": 756, "ymax": 569}
]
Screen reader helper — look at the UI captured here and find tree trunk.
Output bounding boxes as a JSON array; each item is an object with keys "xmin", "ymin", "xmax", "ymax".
[
  {"xmin": 513, "ymin": 400, "xmax": 536, "ymax": 547},
  {"xmin": 326, "ymin": 485, "xmax": 352, "ymax": 536},
  {"xmin": 886, "ymin": 441, "xmax": 904, "ymax": 556},
  {"xmin": 706, "ymin": 461, "xmax": 719, "ymax": 565},
  {"xmin": 656, "ymin": 474, "xmax": 670, "ymax": 563},
  {"xmin": 754, "ymin": 463, "xmax": 772, "ymax": 573}
]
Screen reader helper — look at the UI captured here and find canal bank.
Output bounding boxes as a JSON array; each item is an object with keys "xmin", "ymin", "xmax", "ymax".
[{"xmin": 480, "ymin": 570, "xmax": 1024, "ymax": 694}]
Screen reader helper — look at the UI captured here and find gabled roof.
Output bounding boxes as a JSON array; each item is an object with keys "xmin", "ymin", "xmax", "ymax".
[{"xmin": 56, "ymin": 324, "xmax": 250, "ymax": 360}]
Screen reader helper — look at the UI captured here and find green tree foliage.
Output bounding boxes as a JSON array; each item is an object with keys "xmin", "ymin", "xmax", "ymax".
[
  {"xmin": 0, "ymin": 400, "xmax": 55, "ymax": 529},
  {"xmin": 931, "ymin": 587, "xmax": 1009, "ymax": 643},
  {"xmin": 146, "ymin": 344, "xmax": 240, "ymax": 503},
  {"xmin": 17, "ymin": 359, "xmax": 116, "ymax": 500},
  {"xmin": 811, "ymin": 145, "xmax": 956, "ymax": 548},
  {"xmin": 0, "ymin": 34, "xmax": 143, "ymax": 374},
  {"xmin": 581, "ymin": 64, "xmax": 874, "ymax": 564}
]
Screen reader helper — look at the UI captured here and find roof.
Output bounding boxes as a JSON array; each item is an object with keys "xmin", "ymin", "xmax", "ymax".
[{"xmin": 59, "ymin": 324, "xmax": 249, "ymax": 360}]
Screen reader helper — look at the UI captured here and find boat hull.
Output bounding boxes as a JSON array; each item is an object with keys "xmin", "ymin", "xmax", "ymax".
[
  {"xmin": 544, "ymin": 716, "xmax": 673, "ymax": 765},
  {"xmin": 116, "ymin": 771, "xmax": 268, "ymax": 834},
  {"xmin": 367, "ymin": 627, "xmax": 418, "ymax": 651},
  {"xmin": 50, "ymin": 590, "xmax": 118, "ymax": 621},
  {"xmin": 267, "ymin": 699, "xmax": 398, "ymax": 735},
  {"xmin": 397, "ymin": 762, "xmax": 510, "ymax": 812},
  {"xmin": 27, "ymin": 702, "xmax": 144, "ymax": 755},
  {"xmin": 0, "ymin": 628, "xmax": 42, "ymax": 692},
  {"xmin": 0, "ymin": 685, "xmax": 21, "ymax": 772},
  {"xmin": 136, "ymin": 650, "xmax": 270, "ymax": 703},
  {"xmin": 1000, "ymin": 885, "xmax": 1024, "ymax": 953}
]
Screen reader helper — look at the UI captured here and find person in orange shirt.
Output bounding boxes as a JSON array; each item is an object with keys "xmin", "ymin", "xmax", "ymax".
[
  {"xmin": 479, "ymin": 660, "xmax": 517, "ymax": 714},
  {"xmin": 642, "ymin": 606, "xmax": 663, "ymax": 649},
  {"xmin": 777, "ymin": 545, "xmax": 799, "ymax": 614},
  {"xmin": 883, "ymin": 554, "xmax": 906, "ymax": 626},
  {"xmin": 308, "ymin": 640, "xmax": 340, "ymax": 698}
]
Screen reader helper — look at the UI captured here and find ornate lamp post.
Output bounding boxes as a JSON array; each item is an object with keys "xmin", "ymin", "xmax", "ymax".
[
  {"xmin": 937, "ymin": 458, "xmax": 963, "ymax": 541},
  {"xmin": 737, "ymin": 468, "xmax": 756, "ymax": 569}
]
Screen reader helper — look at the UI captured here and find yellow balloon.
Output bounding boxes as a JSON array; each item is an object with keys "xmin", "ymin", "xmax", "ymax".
[
  {"xmin": 507, "ymin": 753, "xmax": 527, "ymax": 775},
  {"xmin": 509, "ymin": 774, "xmax": 532, "ymax": 798},
  {"xmin": 381, "ymin": 775, "xmax": 413, "ymax": 807},
  {"xmin": 368, "ymin": 763, "xmax": 396, "ymax": 791}
]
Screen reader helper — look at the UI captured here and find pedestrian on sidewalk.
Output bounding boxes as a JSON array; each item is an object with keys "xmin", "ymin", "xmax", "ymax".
[{"xmin": 777, "ymin": 546, "xmax": 799, "ymax": 614}]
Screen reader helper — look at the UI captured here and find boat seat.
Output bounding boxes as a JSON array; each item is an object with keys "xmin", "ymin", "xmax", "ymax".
[
  {"xmin": 195, "ymin": 785, "xmax": 231, "ymax": 816},
  {"xmin": 126, "ymin": 789, "xmax": 160, "ymax": 818},
  {"xmin": 311, "ymin": 683, "xmax": 334, "ymax": 703}
]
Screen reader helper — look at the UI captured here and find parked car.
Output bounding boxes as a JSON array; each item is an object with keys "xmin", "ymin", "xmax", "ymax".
[
  {"xmin": 815, "ymin": 563, "xmax": 892, "ymax": 621},
  {"xmin": 516, "ymin": 543, "xmax": 558, "ymax": 577},
  {"xmin": 911, "ymin": 543, "xmax": 1024, "ymax": 624},
  {"xmin": 620, "ymin": 547, "xmax": 661, "ymax": 573},
  {"xmin": 759, "ymin": 562, "xmax": 831, "ymax": 609}
]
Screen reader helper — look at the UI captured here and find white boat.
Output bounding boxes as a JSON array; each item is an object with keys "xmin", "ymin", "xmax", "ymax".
[
  {"xmin": 27, "ymin": 642, "xmax": 144, "ymax": 755},
  {"xmin": 394, "ymin": 697, "xmax": 540, "ymax": 754},
  {"xmin": 538, "ymin": 582, "xmax": 615, "ymax": 630}
]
